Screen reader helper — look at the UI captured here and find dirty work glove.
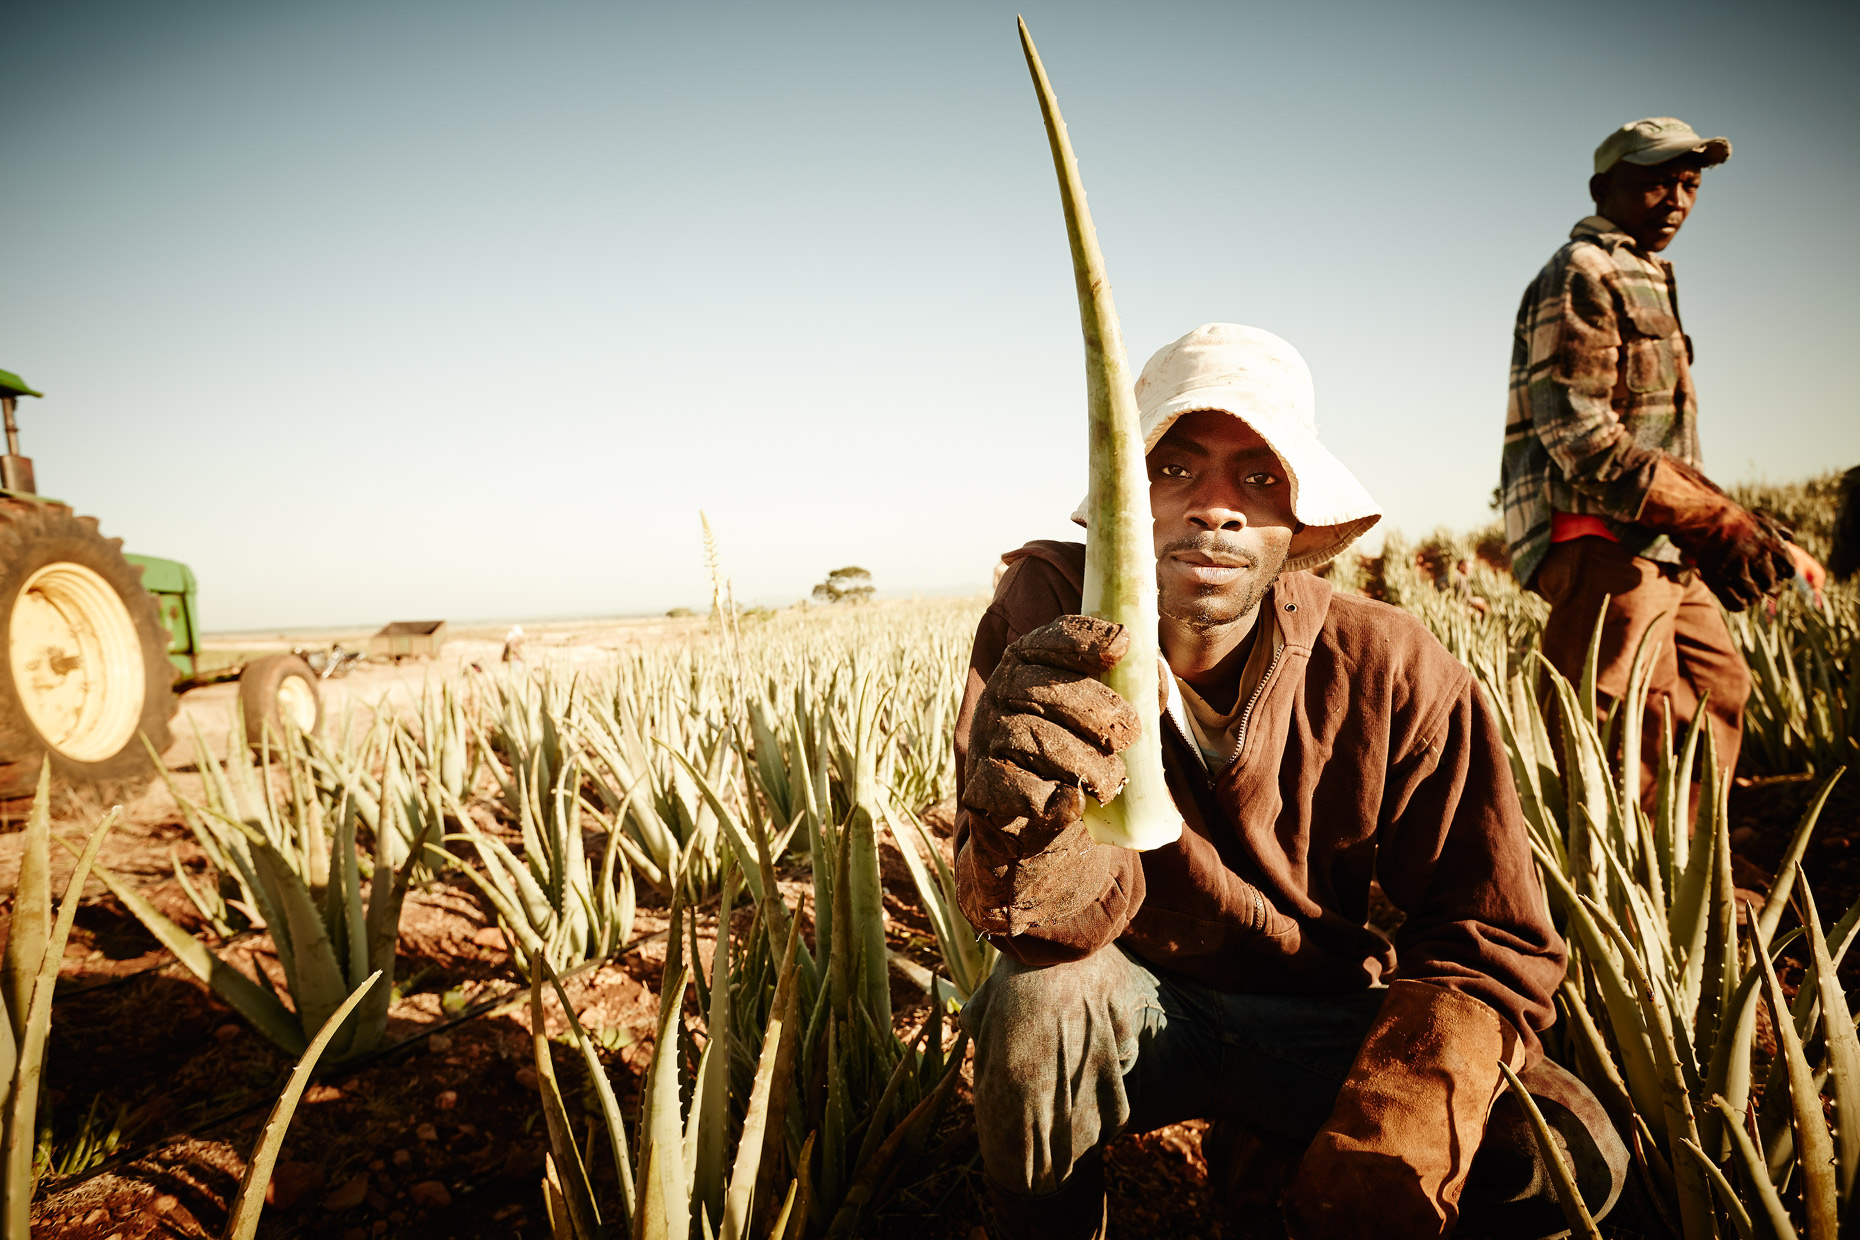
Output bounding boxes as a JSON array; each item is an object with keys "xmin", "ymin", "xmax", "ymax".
[
  {"xmin": 1280, "ymin": 980, "xmax": 1516, "ymax": 1240},
  {"xmin": 958, "ymin": 615, "xmax": 1146, "ymax": 936},
  {"xmin": 1637, "ymin": 454, "xmax": 1796, "ymax": 611}
]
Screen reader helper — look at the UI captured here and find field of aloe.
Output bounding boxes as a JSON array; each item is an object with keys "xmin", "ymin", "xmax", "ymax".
[{"xmin": 4, "ymin": 478, "xmax": 1856, "ymax": 1240}]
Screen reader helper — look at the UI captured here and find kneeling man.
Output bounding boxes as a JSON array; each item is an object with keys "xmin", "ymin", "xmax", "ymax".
[{"xmin": 956, "ymin": 324, "xmax": 1626, "ymax": 1239}]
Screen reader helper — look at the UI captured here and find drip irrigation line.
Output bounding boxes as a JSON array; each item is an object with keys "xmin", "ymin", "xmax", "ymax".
[{"xmin": 43, "ymin": 928, "xmax": 671, "ymax": 1195}]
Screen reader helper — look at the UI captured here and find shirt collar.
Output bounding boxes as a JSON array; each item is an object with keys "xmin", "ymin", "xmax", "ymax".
[{"xmin": 1571, "ymin": 215, "xmax": 1644, "ymax": 255}]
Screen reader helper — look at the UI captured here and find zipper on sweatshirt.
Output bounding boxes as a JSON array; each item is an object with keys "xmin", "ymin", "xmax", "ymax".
[{"xmin": 1224, "ymin": 642, "xmax": 1286, "ymax": 771}]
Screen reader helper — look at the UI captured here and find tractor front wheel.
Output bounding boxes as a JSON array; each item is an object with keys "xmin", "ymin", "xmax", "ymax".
[{"xmin": 0, "ymin": 499, "xmax": 178, "ymax": 801}]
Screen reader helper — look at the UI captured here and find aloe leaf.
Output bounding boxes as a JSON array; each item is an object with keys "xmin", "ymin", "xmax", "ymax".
[
  {"xmin": 1585, "ymin": 897, "xmax": 1716, "ymax": 1238},
  {"xmin": 84, "ymin": 857, "xmax": 306, "ymax": 1053},
  {"xmin": 1797, "ymin": 867, "xmax": 1860, "ymax": 1210},
  {"xmin": 526, "ymin": 957, "xmax": 603, "ymax": 1240},
  {"xmin": 1677, "ymin": 1137, "xmax": 1757, "ymax": 1240},
  {"xmin": 721, "ymin": 914, "xmax": 802, "ymax": 1240},
  {"xmin": 222, "ymin": 971, "xmax": 382, "ymax": 1240},
  {"xmin": 540, "ymin": 954, "xmax": 635, "ymax": 1231},
  {"xmin": 1499, "ymin": 1063, "xmax": 1603, "ymax": 1240},
  {"xmin": 1754, "ymin": 767, "xmax": 1844, "ymax": 944},
  {"xmin": 639, "ymin": 965, "xmax": 692, "ymax": 1240},
  {"xmin": 249, "ymin": 839, "xmax": 349, "ymax": 1045},
  {"xmin": 695, "ymin": 879, "xmax": 734, "ymax": 1226},
  {"xmin": 1713, "ymin": 1096, "xmax": 1801, "ymax": 1240},
  {"xmin": 1752, "ymin": 907, "xmax": 1839, "ymax": 1239},
  {"xmin": 2, "ymin": 763, "xmax": 52, "ymax": 1048},
  {"xmin": 4, "ymin": 806, "xmax": 115, "ymax": 1240},
  {"xmin": 1532, "ymin": 844, "xmax": 1665, "ymax": 1131},
  {"xmin": 1018, "ymin": 16, "xmax": 1176, "ymax": 852}
]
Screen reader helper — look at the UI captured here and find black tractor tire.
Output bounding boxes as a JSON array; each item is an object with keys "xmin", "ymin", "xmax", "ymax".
[
  {"xmin": 0, "ymin": 498, "xmax": 178, "ymax": 802},
  {"xmin": 239, "ymin": 654, "xmax": 322, "ymax": 749}
]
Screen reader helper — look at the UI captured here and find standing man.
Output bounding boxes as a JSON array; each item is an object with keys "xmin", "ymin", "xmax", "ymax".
[
  {"xmin": 959, "ymin": 324, "xmax": 1625, "ymax": 1239},
  {"xmin": 1500, "ymin": 117, "xmax": 1821, "ymax": 789}
]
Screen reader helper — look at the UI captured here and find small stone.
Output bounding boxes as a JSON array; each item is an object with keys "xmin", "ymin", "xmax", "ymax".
[
  {"xmin": 389, "ymin": 1210, "xmax": 409, "ymax": 1223},
  {"xmin": 1731, "ymin": 826, "xmax": 1757, "ymax": 847},
  {"xmin": 369, "ymin": 1159, "xmax": 386, "ymax": 1172},
  {"xmin": 152, "ymin": 1195, "xmax": 178, "ymax": 1215},
  {"xmin": 435, "ymin": 1090, "xmax": 458, "ymax": 1110},
  {"xmin": 392, "ymin": 1149, "xmax": 413, "ymax": 1167},
  {"xmin": 372, "ymin": 1223, "xmax": 388, "ymax": 1238},
  {"xmin": 266, "ymin": 1160, "xmax": 325, "ymax": 1209},
  {"xmin": 472, "ymin": 925, "xmax": 506, "ymax": 947},
  {"xmin": 428, "ymin": 1033, "xmax": 454, "ymax": 1053},
  {"xmin": 303, "ymin": 1083, "xmax": 343, "ymax": 1104},
  {"xmin": 214, "ymin": 1023, "xmax": 242, "ymax": 1041},
  {"xmin": 444, "ymin": 1056, "xmax": 464, "ymax": 1066},
  {"xmin": 513, "ymin": 1066, "xmax": 539, "ymax": 1091},
  {"xmin": 324, "ymin": 1173, "xmax": 369, "ymax": 1211},
  {"xmin": 416, "ymin": 1123, "xmax": 439, "ymax": 1142},
  {"xmin": 410, "ymin": 1181, "xmax": 452, "ymax": 1209},
  {"xmin": 85, "ymin": 1210, "xmax": 108, "ymax": 1225}
]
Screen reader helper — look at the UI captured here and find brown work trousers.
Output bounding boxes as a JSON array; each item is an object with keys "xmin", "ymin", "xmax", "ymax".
[{"xmin": 1534, "ymin": 537, "xmax": 1752, "ymax": 804}]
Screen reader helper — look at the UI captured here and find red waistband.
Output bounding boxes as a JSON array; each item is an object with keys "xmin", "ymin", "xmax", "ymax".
[{"xmin": 1550, "ymin": 512, "xmax": 1619, "ymax": 544}]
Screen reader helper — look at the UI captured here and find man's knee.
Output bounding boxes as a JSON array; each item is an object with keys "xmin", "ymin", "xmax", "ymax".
[{"xmin": 964, "ymin": 948, "xmax": 1144, "ymax": 1080}]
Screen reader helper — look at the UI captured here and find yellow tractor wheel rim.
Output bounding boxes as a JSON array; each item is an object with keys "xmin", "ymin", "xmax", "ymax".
[{"xmin": 9, "ymin": 562, "xmax": 146, "ymax": 762}]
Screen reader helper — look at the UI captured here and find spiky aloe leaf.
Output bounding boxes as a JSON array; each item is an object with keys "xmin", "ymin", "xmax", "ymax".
[
  {"xmin": 721, "ymin": 913, "xmax": 802, "ymax": 1240},
  {"xmin": 1584, "ymin": 897, "xmax": 1715, "ymax": 1239},
  {"xmin": 1018, "ymin": 16, "xmax": 1176, "ymax": 852},
  {"xmin": 1752, "ymin": 906, "xmax": 1838, "ymax": 1240},
  {"xmin": 638, "ymin": 965, "xmax": 692, "ymax": 1240},
  {"xmin": 4, "ymin": 805, "xmax": 115, "ymax": 1240},
  {"xmin": 85, "ymin": 858, "xmax": 306, "ymax": 1053},
  {"xmin": 1754, "ymin": 767, "xmax": 1843, "ymax": 944},
  {"xmin": 539, "ymin": 957, "xmax": 635, "ymax": 1232},
  {"xmin": 527, "ymin": 956, "xmax": 603, "ymax": 1240},
  {"xmin": 1498, "ymin": 1063, "xmax": 1603, "ymax": 1240},
  {"xmin": 222, "ymin": 971, "xmax": 382, "ymax": 1240},
  {"xmin": 1, "ymin": 765, "xmax": 52, "ymax": 1053},
  {"xmin": 1712, "ymin": 1096, "xmax": 1801, "ymax": 1240},
  {"xmin": 1677, "ymin": 1137, "xmax": 1757, "ymax": 1240},
  {"xmin": 1797, "ymin": 867, "xmax": 1860, "ymax": 1211}
]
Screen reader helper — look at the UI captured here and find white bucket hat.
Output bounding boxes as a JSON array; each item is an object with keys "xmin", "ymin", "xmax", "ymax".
[{"xmin": 1071, "ymin": 323, "xmax": 1381, "ymax": 572}]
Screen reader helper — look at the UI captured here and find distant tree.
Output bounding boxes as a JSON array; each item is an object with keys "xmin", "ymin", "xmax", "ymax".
[
  {"xmin": 666, "ymin": 606, "xmax": 696, "ymax": 618},
  {"xmin": 811, "ymin": 565, "xmax": 875, "ymax": 605}
]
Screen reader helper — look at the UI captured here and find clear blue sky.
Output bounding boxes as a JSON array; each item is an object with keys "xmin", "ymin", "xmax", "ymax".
[{"xmin": 5, "ymin": 1, "xmax": 1855, "ymax": 629}]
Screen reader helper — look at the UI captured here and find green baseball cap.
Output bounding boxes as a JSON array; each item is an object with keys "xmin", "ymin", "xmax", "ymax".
[{"xmin": 1594, "ymin": 117, "xmax": 1731, "ymax": 174}]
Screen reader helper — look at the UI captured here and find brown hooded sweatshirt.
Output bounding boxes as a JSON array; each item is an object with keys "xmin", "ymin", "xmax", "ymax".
[{"xmin": 954, "ymin": 541, "xmax": 1566, "ymax": 1053}]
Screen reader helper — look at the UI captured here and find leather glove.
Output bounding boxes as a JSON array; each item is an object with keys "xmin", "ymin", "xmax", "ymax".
[
  {"xmin": 1637, "ymin": 454, "xmax": 1795, "ymax": 611},
  {"xmin": 958, "ymin": 615, "xmax": 1143, "ymax": 935},
  {"xmin": 1280, "ymin": 980, "xmax": 1517, "ymax": 1240}
]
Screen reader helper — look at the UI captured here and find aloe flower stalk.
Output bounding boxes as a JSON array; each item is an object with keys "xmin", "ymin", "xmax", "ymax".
[{"xmin": 1019, "ymin": 17, "xmax": 1179, "ymax": 851}]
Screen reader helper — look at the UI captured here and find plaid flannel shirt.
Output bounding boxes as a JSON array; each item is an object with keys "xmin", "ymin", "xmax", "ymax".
[{"xmin": 1501, "ymin": 216, "xmax": 1702, "ymax": 585}]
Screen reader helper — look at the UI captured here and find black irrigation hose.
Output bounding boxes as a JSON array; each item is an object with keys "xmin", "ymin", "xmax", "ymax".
[{"xmin": 42, "ymin": 928, "xmax": 671, "ymax": 1196}]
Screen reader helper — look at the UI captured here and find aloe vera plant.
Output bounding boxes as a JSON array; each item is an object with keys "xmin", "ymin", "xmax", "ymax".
[
  {"xmin": 90, "ymin": 727, "xmax": 435, "ymax": 1061},
  {"xmin": 1477, "ymin": 608, "xmax": 1857, "ymax": 1237},
  {"xmin": 2, "ymin": 766, "xmax": 116, "ymax": 1240},
  {"xmin": 445, "ymin": 703, "xmax": 635, "ymax": 976},
  {"xmin": 1019, "ymin": 18, "xmax": 1176, "ymax": 851}
]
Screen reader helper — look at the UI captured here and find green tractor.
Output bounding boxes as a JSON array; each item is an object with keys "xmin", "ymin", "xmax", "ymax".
[{"xmin": 0, "ymin": 368, "xmax": 322, "ymax": 801}]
